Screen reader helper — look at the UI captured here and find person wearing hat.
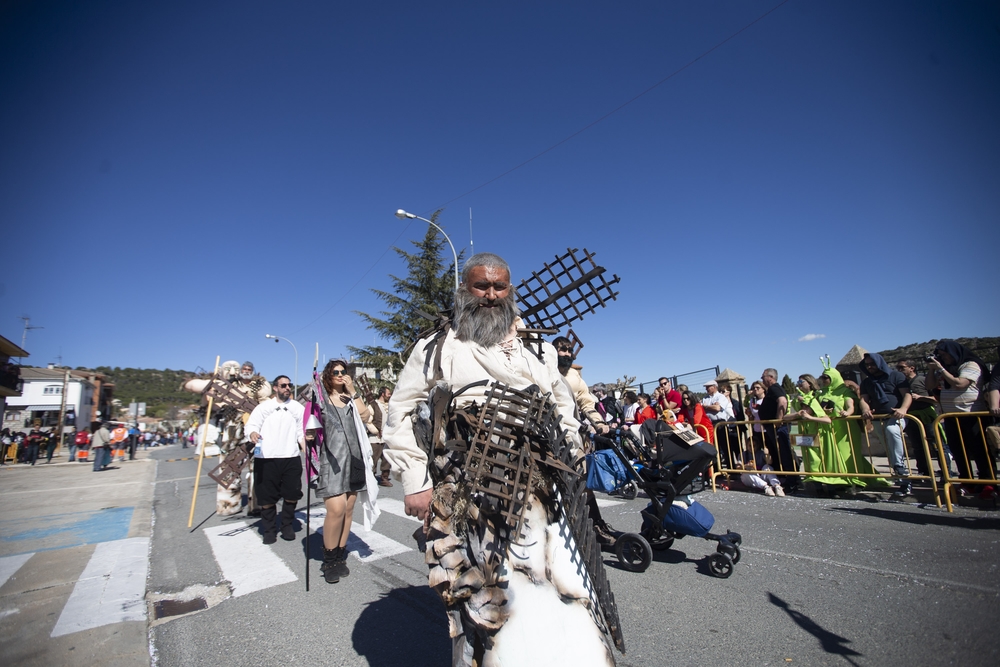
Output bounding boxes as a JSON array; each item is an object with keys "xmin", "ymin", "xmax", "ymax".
[{"xmin": 701, "ymin": 379, "xmax": 735, "ymax": 465}]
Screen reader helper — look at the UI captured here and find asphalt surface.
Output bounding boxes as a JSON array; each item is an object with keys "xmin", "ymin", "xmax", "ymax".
[{"xmin": 144, "ymin": 445, "xmax": 1000, "ymax": 667}]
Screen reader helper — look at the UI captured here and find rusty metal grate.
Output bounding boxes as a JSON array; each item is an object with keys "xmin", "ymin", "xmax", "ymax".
[
  {"xmin": 463, "ymin": 383, "xmax": 573, "ymax": 539},
  {"xmin": 515, "ymin": 247, "xmax": 620, "ymax": 331}
]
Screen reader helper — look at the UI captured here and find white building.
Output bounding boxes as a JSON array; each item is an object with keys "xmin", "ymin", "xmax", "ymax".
[{"xmin": 3, "ymin": 367, "xmax": 114, "ymax": 432}]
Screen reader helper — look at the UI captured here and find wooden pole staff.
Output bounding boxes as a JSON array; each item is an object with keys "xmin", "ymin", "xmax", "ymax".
[{"xmin": 188, "ymin": 356, "xmax": 220, "ymax": 528}]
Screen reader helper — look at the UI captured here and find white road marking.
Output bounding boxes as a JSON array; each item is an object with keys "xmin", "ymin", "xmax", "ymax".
[
  {"xmin": 302, "ymin": 509, "xmax": 413, "ymax": 563},
  {"xmin": 595, "ymin": 498, "xmax": 624, "ymax": 508},
  {"xmin": 51, "ymin": 537, "xmax": 149, "ymax": 637},
  {"xmin": 346, "ymin": 522, "xmax": 413, "ymax": 562},
  {"xmin": 376, "ymin": 498, "xmax": 423, "ymax": 524},
  {"xmin": 2, "ymin": 481, "xmax": 145, "ymax": 495},
  {"xmin": 0, "ymin": 552, "xmax": 33, "ymax": 588},
  {"xmin": 0, "ymin": 608, "xmax": 19, "ymax": 619},
  {"xmin": 743, "ymin": 546, "xmax": 1000, "ymax": 595},
  {"xmin": 204, "ymin": 522, "xmax": 297, "ymax": 597}
]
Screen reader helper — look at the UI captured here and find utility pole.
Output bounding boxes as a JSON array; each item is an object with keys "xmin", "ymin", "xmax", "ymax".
[
  {"xmin": 19, "ymin": 316, "xmax": 42, "ymax": 363},
  {"xmin": 56, "ymin": 368, "xmax": 70, "ymax": 457}
]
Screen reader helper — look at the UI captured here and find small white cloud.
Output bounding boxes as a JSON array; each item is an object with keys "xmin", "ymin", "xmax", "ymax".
[{"xmin": 798, "ymin": 333, "xmax": 826, "ymax": 342}]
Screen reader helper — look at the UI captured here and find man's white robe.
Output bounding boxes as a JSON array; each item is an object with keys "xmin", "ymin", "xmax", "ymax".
[{"xmin": 384, "ymin": 327, "xmax": 617, "ymax": 667}]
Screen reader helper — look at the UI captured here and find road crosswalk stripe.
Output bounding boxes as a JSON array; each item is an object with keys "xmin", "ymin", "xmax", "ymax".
[
  {"xmin": 376, "ymin": 498, "xmax": 423, "ymax": 524},
  {"xmin": 51, "ymin": 537, "xmax": 149, "ymax": 637},
  {"xmin": 301, "ymin": 509, "xmax": 413, "ymax": 563},
  {"xmin": 0, "ymin": 552, "xmax": 33, "ymax": 588},
  {"xmin": 204, "ymin": 522, "xmax": 297, "ymax": 597},
  {"xmin": 595, "ymin": 498, "xmax": 624, "ymax": 508}
]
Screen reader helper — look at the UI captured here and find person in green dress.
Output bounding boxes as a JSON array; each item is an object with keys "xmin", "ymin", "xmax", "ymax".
[
  {"xmin": 818, "ymin": 364, "xmax": 892, "ymax": 490},
  {"xmin": 785, "ymin": 374, "xmax": 847, "ymax": 495}
]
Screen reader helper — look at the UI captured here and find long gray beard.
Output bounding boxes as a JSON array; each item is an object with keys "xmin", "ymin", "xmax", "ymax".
[{"xmin": 453, "ymin": 288, "xmax": 518, "ymax": 348}]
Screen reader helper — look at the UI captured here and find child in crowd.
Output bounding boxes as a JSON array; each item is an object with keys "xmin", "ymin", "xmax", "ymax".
[{"xmin": 735, "ymin": 447, "xmax": 785, "ymax": 496}]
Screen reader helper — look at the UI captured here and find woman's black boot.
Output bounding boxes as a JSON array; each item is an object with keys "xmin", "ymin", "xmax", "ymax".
[
  {"xmin": 322, "ymin": 548, "xmax": 340, "ymax": 584},
  {"xmin": 332, "ymin": 546, "xmax": 351, "ymax": 579}
]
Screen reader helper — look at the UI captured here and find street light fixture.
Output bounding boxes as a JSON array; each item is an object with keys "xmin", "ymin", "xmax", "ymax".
[
  {"xmin": 264, "ymin": 334, "xmax": 298, "ymax": 396},
  {"xmin": 395, "ymin": 209, "xmax": 460, "ymax": 292}
]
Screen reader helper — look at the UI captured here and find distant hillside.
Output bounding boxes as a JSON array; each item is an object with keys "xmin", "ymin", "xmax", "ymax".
[
  {"xmin": 876, "ymin": 337, "xmax": 998, "ymax": 367},
  {"xmin": 90, "ymin": 366, "xmax": 198, "ymax": 418}
]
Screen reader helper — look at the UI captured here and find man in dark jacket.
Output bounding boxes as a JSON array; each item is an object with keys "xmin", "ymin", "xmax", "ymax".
[
  {"xmin": 858, "ymin": 353, "xmax": 913, "ymax": 498},
  {"xmin": 25, "ymin": 427, "xmax": 43, "ymax": 465}
]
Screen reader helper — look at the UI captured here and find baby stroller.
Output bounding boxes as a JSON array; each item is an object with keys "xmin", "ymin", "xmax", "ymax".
[{"xmin": 598, "ymin": 422, "xmax": 742, "ymax": 578}]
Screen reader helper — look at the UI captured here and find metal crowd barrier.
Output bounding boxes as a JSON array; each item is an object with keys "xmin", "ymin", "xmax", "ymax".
[
  {"xmin": 933, "ymin": 411, "xmax": 998, "ymax": 512},
  {"xmin": 708, "ymin": 416, "xmax": 945, "ymax": 508}
]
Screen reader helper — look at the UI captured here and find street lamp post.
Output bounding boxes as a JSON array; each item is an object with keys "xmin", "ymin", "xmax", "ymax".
[
  {"xmin": 264, "ymin": 334, "xmax": 298, "ymax": 396},
  {"xmin": 395, "ymin": 209, "xmax": 460, "ymax": 292}
]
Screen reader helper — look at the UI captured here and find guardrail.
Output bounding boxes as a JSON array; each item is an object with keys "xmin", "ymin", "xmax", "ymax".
[
  {"xmin": 708, "ymin": 415, "xmax": 945, "ymax": 508},
  {"xmin": 932, "ymin": 411, "xmax": 997, "ymax": 512}
]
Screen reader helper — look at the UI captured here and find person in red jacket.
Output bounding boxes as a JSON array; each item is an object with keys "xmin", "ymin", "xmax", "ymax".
[
  {"xmin": 634, "ymin": 393, "xmax": 657, "ymax": 425},
  {"xmin": 678, "ymin": 391, "xmax": 715, "ymax": 444}
]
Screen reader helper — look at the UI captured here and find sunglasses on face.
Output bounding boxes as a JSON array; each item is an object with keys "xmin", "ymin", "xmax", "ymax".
[
  {"xmin": 330, "ymin": 370, "xmax": 347, "ymax": 376},
  {"xmin": 277, "ymin": 383, "xmax": 293, "ymax": 388},
  {"xmin": 659, "ymin": 383, "xmax": 668, "ymax": 387}
]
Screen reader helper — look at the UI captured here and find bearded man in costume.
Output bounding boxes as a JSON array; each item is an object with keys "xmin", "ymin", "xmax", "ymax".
[
  {"xmin": 384, "ymin": 253, "xmax": 623, "ymax": 667},
  {"xmin": 184, "ymin": 360, "xmax": 271, "ymax": 515}
]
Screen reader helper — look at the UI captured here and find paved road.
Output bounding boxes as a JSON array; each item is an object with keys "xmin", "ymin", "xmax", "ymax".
[
  {"xmin": 0, "ymin": 451, "xmax": 155, "ymax": 666},
  {"xmin": 3, "ymin": 444, "xmax": 999, "ymax": 666}
]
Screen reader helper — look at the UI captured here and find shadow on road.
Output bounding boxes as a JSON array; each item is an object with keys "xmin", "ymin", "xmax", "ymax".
[
  {"xmin": 768, "ymin": 592, "xmax": 862, "ymax": 665},
  {"xmin": 353, "ymin": 586, "xmax": 450, "ymax": 667},
  {"xmin": 827, "ymin": 506, "xmax": 1000, "ymax": 530},
  {"xmin": 604, "ymin": 545, "xmax": 730, "ymax": 578}
]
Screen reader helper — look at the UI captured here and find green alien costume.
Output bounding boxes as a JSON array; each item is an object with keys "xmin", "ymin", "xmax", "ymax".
[
  {"xmin": 819, "ymin": 363, "xmax": 891, "ymax": 488},
  {"xmin": 793, "ymin": 384, "xmax": 850, "ymax": 487}
]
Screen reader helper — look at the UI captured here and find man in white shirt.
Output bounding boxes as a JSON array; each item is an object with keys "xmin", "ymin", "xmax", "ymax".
[
  {"xmin": 246, "ymin": 375, "xmax": 305, "ymax": 544},
  {"xmin": 701, "ymin": 380, "xmax": 733, "ymax": 426}
]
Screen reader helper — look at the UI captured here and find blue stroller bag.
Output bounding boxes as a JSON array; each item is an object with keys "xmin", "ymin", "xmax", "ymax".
[
  {"xmin": 586, "ymin": 449, "xmax": 629, "ymax": 493},
  {"xmin": 642, "ymin": 502, "xmax": 715, "ymax": 537},
  {"xmin": 647, "ymin": 500, "xmax": 715, "ymax": 538}
]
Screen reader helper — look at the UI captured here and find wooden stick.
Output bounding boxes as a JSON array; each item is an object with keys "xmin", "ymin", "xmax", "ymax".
[{"xmin": 188, "ymin": 356, "xmax": 220, "ymax": 528}]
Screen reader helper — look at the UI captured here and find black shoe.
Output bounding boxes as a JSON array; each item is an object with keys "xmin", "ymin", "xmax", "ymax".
[
  {"xmin": 247, "ymin": 507, "xmax": 262, "ymax": 518},
  {"xmin": 322, "ymin": 548, "xmax": 340, "ymax": 584},
  {"xmin": 891, "ymin": 485, "xmax": 912, "ymax": 500},
  {"xmin": 279, "ymin": 501, "xmax": 298, "ymax": 541}
]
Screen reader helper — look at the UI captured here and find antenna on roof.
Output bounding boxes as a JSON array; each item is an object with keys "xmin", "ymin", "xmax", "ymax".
[{"xmin": 18, "ymin": 315, "xmax": 43, "ymax": 363}]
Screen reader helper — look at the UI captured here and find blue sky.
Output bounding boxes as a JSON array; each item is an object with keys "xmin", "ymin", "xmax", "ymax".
[{"xmin": 2, "ymin": 1, "xmax": 997, "ymax": 389}]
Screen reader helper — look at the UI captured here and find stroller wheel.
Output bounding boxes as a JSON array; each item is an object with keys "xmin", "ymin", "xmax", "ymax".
[
  {"xmin": 707, "ymin": 553, "xmax": 734, "ymax": 578},
  {"xmin": 620, "ymin": 481, "xmax": 638, "ymax": 501},
  {"xmin": 615, "ymin": 533, "xmax": 652, "ymax": 572},
  {"xmin": 728, "ymin": 546, "xmax": 741, "ymax": 564}
]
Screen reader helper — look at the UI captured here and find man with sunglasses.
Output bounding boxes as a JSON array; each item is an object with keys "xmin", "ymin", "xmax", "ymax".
[
  {"xmin": 246, "ymin": 375, "xmax": 305, "ymax": 544},
  {"xmin": 653, "ymin": 377, "xmax": 681, "ymax": 415}
]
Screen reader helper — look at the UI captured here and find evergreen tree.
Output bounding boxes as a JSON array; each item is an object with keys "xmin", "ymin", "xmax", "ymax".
[
  {"xmin": 348, "ymin": 211, "xmax": 461, "ymax": 379},
  {"xmin": 781, "ymin": 374, "xmax": 797, "ymax": 397}
]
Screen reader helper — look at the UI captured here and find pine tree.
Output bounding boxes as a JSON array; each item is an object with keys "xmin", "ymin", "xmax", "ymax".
[
  {"xmin": 781, "ymin": 374, "xmax": 797, "ymax": 397},
  {"xmin": 348, "ymin": 212, "xmax": 461, "ymax": 380}
]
